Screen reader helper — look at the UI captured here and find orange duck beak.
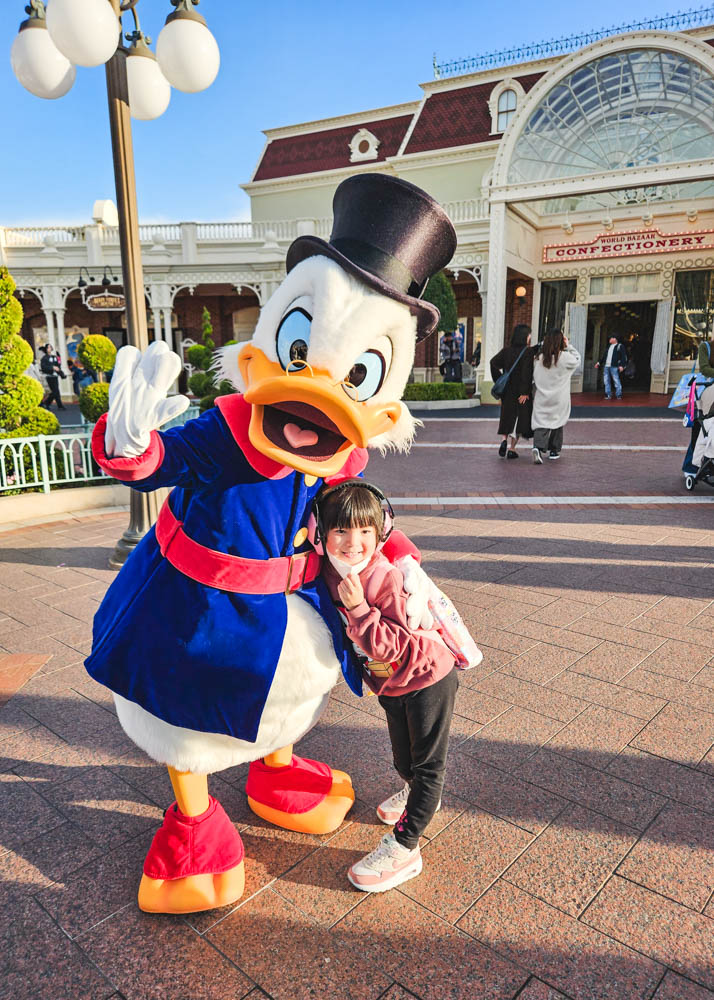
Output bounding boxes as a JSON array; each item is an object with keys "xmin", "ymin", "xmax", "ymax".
[{"xmin": 238, "ymin": 345, "xmax": 401, "ymax": 477}]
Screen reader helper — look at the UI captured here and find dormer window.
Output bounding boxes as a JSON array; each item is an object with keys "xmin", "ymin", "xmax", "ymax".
[
  {"xmin": 349, "ymin": 128, "xmax": 380, "ymax": 163},
  {"xmin": 497, "ymin": 89, "xmax": 517, "ymax": 131},
  {"xmin": 488, "ymin": 78, "xmax": 525, "ymax": 135}
]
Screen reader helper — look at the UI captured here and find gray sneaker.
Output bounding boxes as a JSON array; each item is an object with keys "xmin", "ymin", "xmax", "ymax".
[{"xmin": 532, "ymin": 447, "xmax": 543, "ymax": 464}]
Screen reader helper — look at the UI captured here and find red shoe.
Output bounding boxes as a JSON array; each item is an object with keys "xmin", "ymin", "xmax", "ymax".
[
  {"xmin": 143, "ymin": 796, "xmax": 244, "ymax": 880},
  {"xmin": 246, "ymin": 754, "xmax": 354, "ymax": 834}
]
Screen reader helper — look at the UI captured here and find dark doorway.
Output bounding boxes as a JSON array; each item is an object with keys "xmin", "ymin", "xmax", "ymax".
[{"xmin": 584, "ymin": 301, "xmax": 657, "ymax": 391}]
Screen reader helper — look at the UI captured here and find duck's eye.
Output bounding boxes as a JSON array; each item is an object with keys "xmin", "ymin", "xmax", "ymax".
[
  {"xmin": 276, "ymin": 308, "xmax": 312, "ymax": 370},
  {"xmin": 345, "ymin": 350, "xmax": 386, "ymax": 401}
]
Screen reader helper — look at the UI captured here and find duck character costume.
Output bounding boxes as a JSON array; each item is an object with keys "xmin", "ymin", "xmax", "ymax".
[{"xmin": 85, "ymin": 173, "xmax": 457, "ymax": 914}]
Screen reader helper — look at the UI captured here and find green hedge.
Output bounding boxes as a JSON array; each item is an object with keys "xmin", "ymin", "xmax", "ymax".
[
  {"xmin": 79, "ymin": 382, "xmax": 110, "ymax": 423},
  {"xmin": 77, "ymin": 334, "xmax": 116, "ymax": 377},
  {"xmin": 402, "ymin": 381, "xmax": 467, "ymax": 401},
  {"xmin": 0, "ymin": 334, "xmax": 33, "ymax": 378}
]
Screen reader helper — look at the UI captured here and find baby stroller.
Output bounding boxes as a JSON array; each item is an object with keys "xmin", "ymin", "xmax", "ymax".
[{"xmin": 684, "ymin": 383, "xmax": 714, "ymax": 492}]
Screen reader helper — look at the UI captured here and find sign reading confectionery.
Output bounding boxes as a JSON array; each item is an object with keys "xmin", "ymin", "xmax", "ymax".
[
  {"xmin": 543, "ymin": 228, "xmax": 714, "ymax": 264},
  {"xmin": 86, "ymin": 292, "xmax": 126, "ymax": 311}
]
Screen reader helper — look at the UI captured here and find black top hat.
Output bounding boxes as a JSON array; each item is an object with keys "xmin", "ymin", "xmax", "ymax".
[{"xmin": 286, "ymin": 173, "xmax": 457, "ymax": 340}]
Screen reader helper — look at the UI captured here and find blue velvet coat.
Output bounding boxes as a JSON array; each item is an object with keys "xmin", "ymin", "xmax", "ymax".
[{"xmin": 84, "ymin": 400, "xmax": 363, "ymax": 743}]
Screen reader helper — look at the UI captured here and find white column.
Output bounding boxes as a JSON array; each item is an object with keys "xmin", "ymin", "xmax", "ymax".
[
  {"xmin": 42, "ymin": 308, "xmax": 56, "ymax": 351},
  {"xmin": 162, "ymin": 308, "xmax": 173, "ymax": 351},
  {"xmin": 152, "ymin": 307, "xmax": 162, "ymax": 343},
  {"xmin": 483, "ymin": 202, "xmax": 508, "ymax": 398},
  {"xmin": 54, "ymin": 308, "xmax": 71, "ymax": 400},
  {"xmin": 530, "ymin": 278, "xmax": 542, "ymax": 338}
]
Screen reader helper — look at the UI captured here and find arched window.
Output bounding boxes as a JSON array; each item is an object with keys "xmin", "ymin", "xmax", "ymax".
[{"xmin": 497, "ymin": 89, "xmax": 517, "ymax": 132}]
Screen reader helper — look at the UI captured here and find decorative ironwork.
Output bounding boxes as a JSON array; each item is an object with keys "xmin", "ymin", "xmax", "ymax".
[{"xmin": 433, "ymin": 5, "xmax": 714, "ymax": 78}]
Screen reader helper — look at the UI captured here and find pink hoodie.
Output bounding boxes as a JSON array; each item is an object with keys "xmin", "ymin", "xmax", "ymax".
[{"xmin": 323, "ymin": 552, "xmax": 456, "ymax": 696}]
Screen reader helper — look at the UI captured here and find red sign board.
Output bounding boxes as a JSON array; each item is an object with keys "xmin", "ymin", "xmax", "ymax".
[{"xmin": 543, "ymin": 228, "xmax": 714, "ymax": 264}]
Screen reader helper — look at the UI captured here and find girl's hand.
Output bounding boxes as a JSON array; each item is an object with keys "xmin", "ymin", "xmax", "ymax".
[
  {"xmin": 518, "ymin": 394, "xmax": 529, "ymax": 404},
  {"xmin": 338, "ymin": 571, "xmax": 364, "ymax": 611}
]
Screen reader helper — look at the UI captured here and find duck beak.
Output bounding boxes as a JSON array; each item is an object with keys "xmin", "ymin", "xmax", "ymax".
[{"xmin": 238, "ymin": 345, "xmax": 401, "ymax": 476}]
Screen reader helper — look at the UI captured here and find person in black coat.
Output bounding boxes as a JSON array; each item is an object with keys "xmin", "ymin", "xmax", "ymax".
[
  {"xmin": 595, "ymin": 335, "xmax": 628, "ymax": 400},
  {"xmin": 39, "ymin": 343, "xmax": 66, "ymax": 410},
  {"xmin": 490, "ymin": 324, "xmax": 534, "ymax": 459}
]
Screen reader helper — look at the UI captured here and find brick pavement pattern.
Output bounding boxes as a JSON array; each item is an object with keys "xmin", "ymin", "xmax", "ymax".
[{"xmin": 1, "ymin": 505, "xmax": 713, "ymax": 1000}]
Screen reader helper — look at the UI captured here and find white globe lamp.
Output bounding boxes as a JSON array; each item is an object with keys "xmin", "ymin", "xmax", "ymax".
[
  {"xmin": 46, "ymin": 0, "xmax": 119, "ymax": 68},
  {"xmin": 127, "ymin": 39, "xmax": 171, "ymax": 121},
  {"xmin": 11, "ymin": 7, "xmax": 76, "ymax": 100},
  {"xmin": 156, "ymin": 1, "xmax": 219, "ymax": 94}
]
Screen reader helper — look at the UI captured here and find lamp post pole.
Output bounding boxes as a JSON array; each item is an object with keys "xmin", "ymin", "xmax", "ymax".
[
  {"xmin": 11, "ymin": 0, "xmax": 221, "ymax": 566},
  {"xmin": 105, "ymin": 40, "xmax": 163, "ymax": 568}
]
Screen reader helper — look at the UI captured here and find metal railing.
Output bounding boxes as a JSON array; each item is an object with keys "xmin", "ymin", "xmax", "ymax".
[
  {"xmin": 0, "ymin": 405, "xmax": 200, "ymax": 495},
  {"xmin": 433, "ymin": 5, "xmax": 714, "ymax": 77}
]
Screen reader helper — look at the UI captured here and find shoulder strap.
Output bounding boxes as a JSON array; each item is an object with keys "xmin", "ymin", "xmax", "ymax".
[{"xmin": 505, "ymin": 347, "xmax": 527, "ymax": 379}]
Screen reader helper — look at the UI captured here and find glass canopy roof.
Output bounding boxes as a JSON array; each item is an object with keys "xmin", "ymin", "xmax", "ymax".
[{"xmin": 507, "ymin": 47, "xmax": 714, "ymax": 198}]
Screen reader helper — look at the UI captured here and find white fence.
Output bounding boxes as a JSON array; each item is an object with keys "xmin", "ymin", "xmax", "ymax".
[{"xmin": 0, "ymin": 405, "xmax": 200, "ymax": 495}]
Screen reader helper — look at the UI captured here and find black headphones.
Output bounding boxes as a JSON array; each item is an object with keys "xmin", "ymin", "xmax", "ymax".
[{"xmin": 308, "ymin": 479, "xmax": 394, "ymax": 555}]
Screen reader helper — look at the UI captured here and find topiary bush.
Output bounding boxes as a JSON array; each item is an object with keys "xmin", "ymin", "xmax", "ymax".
[
  {"xmin": 422, "ymin": 272, "xmax": 458, "ymax": 335},
  {"xmin": 0, "ymin": 333, "xmax": 33, "ymax": 378},
  {"xmin": 186, "ymin": 307, "xmax": 233, "ymax": 411},
  {"xmin": 0, "ymin": 267, "xmax": 57, "ymax": 437},
  {"xmin": 79, "ymin": 382, "xmax": 110, "ymax": 423},
  {"xmin": 402, "ymin": 381, "xmax": 467, "ymax": 401},
  {"xmin": 0, "ymin": 374, "xmax": 44, "ymax": 429},
  {"xmin": 77, "ymin": 334, "xmax": 116, "ymax": 381},
  {"xmin": 17, "ymin": 406, "xmax": 60, "ymax": 436}
]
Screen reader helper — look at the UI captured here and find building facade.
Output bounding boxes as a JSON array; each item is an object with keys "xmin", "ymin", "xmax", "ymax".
[{"xmin": 4, "ymin": 14, "xmax": 714, "ymax": 399}]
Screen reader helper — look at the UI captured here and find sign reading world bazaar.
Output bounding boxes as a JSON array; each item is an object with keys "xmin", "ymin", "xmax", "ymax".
[{"xmin": 543, "ymin": 228, "xmax": 714, "ymax": 264}]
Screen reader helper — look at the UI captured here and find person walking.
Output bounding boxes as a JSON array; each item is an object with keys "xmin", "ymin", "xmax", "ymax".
[
  {"xmin": 39, "ymin": 343, "xmax": 66, "ymax": 410},
  {"xmin": 531, "ymin": 328, "xmax": 580, "ymax": 463},
  {"xmin": 595, "ymin": 334, "xmax": 628, "ymax": 400},
  {"xmin": 490, "ymin": 323, "xmax": 534, "ymax": 459},
  {"xmin": 682, "ymin": 334, "xmax": 714, "ymax": 477}
]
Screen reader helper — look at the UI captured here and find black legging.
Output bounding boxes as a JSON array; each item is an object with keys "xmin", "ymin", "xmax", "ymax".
[
  {"xmin": 378, "ymin": 669, "xmax": 459, "ymax": 849},
  {"xmin": 43, "ymin": 376, "xmax": 64, "ymax": 409}
]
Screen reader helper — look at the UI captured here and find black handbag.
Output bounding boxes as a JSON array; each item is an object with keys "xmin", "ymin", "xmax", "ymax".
[{"xmin": 491, "ymin": 347, "xmax": 527, "ymax": 400}]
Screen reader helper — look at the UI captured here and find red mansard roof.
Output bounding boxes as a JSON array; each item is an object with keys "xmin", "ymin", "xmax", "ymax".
[
  {"xmin": 404, "ymin": 72, "xmax": 544, "ymax": 155},
  {"xmin": 253, "ymin": 115, "xmax": 413, "ymax": 181}
]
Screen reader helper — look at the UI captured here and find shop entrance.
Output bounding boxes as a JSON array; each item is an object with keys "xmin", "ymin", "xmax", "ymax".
[{"xmin": 584, "ymin": 301, "xmax": 658, "ymax": 391}]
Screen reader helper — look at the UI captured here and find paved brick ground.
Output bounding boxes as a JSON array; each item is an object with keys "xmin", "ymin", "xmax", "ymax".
[{"xmin": 1, "ymin": 416, "xmax": 714, "ymax": 999}]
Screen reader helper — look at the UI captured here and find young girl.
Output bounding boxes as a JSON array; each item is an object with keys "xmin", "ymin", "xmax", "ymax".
[{"xmin": 316, "ymin": 479, "xmax": 460, "ymax": 892}]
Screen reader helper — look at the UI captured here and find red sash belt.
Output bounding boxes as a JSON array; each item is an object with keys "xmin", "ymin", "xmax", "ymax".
[{"xmin": 155, "ymin": 500, "xmax": 321, "ymax": 595}]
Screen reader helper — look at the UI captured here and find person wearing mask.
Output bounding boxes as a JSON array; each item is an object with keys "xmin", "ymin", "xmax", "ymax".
[
  {"xmin": 531, "ymin": 328, "xmax": 581, "ymax": 462},
  {"xmin": 39, "ymin": 343, "xmax": 66, "ymax": 411},
  {"xmin": 595, "ymin": 334, "xmax": 628, "ymax": 400},
  {"xmin": 490, "ymin": 324, "xmax": 534, "ymax": 459}
]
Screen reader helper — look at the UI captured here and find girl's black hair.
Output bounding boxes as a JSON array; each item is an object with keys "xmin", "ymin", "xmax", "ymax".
[
  {"xmin": 319, "ymin": 483, "xmax": 385, "ymax": 538},
  {"xmin": 511, "ymin": 324, "xmax": 531, "ymax": 349}
]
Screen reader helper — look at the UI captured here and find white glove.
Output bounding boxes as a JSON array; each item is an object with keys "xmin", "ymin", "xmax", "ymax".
[
  {"xmin": 105, "ymin": 341, "xmax": 189, "ymax": 458},
  {"xmin": 396, "ymin": 554, "xmax": 434, "ymax": 631}
]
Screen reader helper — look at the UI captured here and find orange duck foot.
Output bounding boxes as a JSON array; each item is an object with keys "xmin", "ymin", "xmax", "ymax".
[
  {"xmin": 139, "ymin": 796, "xmax": 245, "ymax": 914},
  {"xmin": 246, "ymin": 754, "xmax": 354, "ymax": 834}
]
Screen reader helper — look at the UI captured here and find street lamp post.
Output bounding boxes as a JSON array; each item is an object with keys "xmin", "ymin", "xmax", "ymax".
[{"xmin": 11, "ymin": 0, "xmax": 220, "ymax": 567}]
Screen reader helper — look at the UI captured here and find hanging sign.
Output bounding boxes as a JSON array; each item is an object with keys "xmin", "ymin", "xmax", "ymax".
[
  {"xmin": 86, "ymin": 292, "xmax": 126, "ymax": 311},
  {"xmin": 543, "ymin": 228, "xmax": 714, "ymax": 264}
]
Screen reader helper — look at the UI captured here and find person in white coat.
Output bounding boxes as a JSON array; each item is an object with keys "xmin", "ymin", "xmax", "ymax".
[{"xmin": 531, "ymin": 328, "xmax": 581, "ymax": 463}]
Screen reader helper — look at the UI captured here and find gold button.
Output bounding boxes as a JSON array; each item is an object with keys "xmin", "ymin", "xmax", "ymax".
[
  {"xmin": 293, "ymin": 527, "xmax": 309, "ymax": 547},
  {"xmin": 304, "ymin": 474, "xmax": 317, "ymax": 486}
]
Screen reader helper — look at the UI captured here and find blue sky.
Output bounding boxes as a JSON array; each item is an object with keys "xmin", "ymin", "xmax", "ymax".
[{"xmin": 0, "ymin": 0, "xmax": 697, "ymax": 225}]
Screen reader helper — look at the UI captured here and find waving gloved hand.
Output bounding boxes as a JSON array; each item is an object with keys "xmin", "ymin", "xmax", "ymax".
[
  {"xmin": 104, "ymin": 341, "xmax": 189, "ymax": 458},
  {"xmin": 396, "ymin": 554, "xmax": 435, "ymax": 631}
]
